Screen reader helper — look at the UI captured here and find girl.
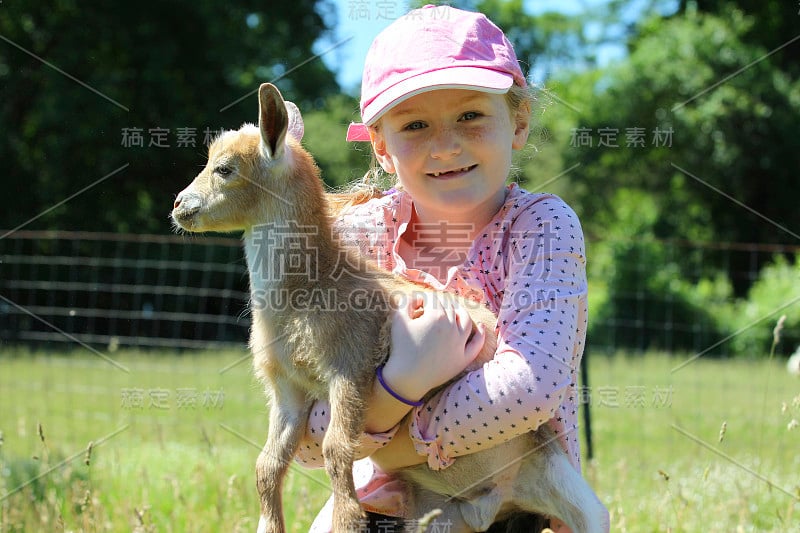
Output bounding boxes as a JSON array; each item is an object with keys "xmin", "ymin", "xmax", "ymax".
[{"xmin": 297, "ymin": 5, "xmax": 608, "ymax": 531}]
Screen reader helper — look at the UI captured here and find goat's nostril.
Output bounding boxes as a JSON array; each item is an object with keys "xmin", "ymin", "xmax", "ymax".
[{"xmin": 173, "ymin": 198, "xmax": 182, "ymax": 209}]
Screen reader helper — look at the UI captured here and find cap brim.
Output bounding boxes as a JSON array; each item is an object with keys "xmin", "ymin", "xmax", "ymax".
[{"xmin": 361, "ymin": 66, "xmax": 514, "ymax": 126}]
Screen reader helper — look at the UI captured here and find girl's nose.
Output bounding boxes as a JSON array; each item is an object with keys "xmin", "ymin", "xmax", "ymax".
[{"xmin": 429, "ymin": 127, "xmax": 461, "ymax": 159}]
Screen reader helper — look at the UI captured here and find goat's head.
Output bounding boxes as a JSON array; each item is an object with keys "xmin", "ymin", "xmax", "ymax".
[{"xmin": 171, "ymin": 83, "xmax": 305, "ymax": 234}]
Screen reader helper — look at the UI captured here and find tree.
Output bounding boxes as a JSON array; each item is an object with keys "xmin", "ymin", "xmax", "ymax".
[
  {"xmin": 506, "ymin": 3, "xmax": 800, "ymax": 352},
  {"xmin": 301, "ymin": 93, "xmax": 374, "ymax": 190},
  {"xmin": 0, "ymin": 0, "xmax": 339, "ymax": 234},
  {"xmin": 560, "ymin": 8, "xmax": 800, "ymax": 293},
  {"xmin": 678, "ymin": 0, "xmax": 799, "ymax": 78}
]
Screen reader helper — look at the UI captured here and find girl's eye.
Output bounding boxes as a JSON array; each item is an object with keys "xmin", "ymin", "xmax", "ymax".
[
  {"xmin": 215, "ymin": 166, "xmax": 233, "ymax": 177},
  {"xmin": 461, "ymin": 111, "xmax": 481, "ymax": 121},
  {"xmin": 404, "ymin": 121, "xmax": 426, "ymax": 131}
]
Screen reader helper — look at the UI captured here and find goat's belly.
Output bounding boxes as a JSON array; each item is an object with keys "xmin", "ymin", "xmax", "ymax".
[
  {"xmin": 399, "ymin": 435, "xmax": 530, "ymax": 498},
  {"xmin": 281, "ymin": 360, "xmax": 329, "ymax": 399}
]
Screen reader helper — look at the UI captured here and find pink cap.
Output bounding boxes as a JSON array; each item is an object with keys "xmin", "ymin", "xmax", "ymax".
[{"xmin": 346, "ymin": 4, "xmax": 527, "ymax": 141}]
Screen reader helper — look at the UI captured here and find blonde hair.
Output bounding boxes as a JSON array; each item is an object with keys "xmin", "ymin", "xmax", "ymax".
[{"xmin": 328, "ymin": 84, "xmax": 536, "ymax": 216}]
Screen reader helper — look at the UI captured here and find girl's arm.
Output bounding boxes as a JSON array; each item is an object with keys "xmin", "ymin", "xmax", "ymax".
[
  {"xmin": 406, "ymin": 195, "xmax": 588, "ymax": 470},
  {"xmin": 295, "ymin": 292, "xmax": 487, "ymax": 468}
]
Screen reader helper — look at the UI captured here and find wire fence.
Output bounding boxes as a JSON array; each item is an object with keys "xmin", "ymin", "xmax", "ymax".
[
  {"xmin": 2, "ymin": 229, "xmax": 799, "ymax": 467},
  {"xmin": 585, "ymin": 236, "xmax": 800, "ymax": 357},
  {"xmin": 0, "ymin": 230, "xmax": 249, "ymax": 351},
  {"xmin": 1, "ymin": 230, "xmax": 797, "ymax": 355}
]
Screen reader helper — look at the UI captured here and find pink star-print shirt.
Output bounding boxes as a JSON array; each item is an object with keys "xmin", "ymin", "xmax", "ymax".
[{"xmin": 297, "ymin": 183, "xmax": 592, "ymax": 526}]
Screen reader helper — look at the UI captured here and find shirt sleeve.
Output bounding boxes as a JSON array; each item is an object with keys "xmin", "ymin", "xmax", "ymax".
[{"xmin": 408, "ymin": 196, "xmax": 588, "ymax": 470}]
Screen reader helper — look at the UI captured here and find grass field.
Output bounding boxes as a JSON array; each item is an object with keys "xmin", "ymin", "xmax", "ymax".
[{"xmin": 1, "ymin": 348, "xmax": 798, "ymax": 532}]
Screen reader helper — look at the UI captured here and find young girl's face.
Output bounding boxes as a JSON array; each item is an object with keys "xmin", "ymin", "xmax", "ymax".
[{"xmin": 371, "ymin": 89, "xmax": 529, "ymax": 224}]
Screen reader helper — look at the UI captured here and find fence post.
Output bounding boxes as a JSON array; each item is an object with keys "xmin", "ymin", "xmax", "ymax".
[{"xmin": 580, "ymin": 346, "xmax": 594, "ymax": 460}]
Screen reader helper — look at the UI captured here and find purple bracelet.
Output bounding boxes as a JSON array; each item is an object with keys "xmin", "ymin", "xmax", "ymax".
[{"xmin": 376, "ymin": 364, "xmax": 423, "ymax": 407}]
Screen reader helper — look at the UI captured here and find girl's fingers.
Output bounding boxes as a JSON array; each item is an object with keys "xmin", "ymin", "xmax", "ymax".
[
  {"xmin": 434, "ymin": 292, "xmax": 456, "ymax": 325},
  {"xmin": 463, "ymin": 322, "xmax": 486, "ymax": 362},
  {"xmin": 428, "ymin": 293, "xmax": 475, "ymax": 346},
  {"xmin": 454, "ymin": 302, "xmax": 473, "ymax": 336},
  {"xmin": 435, "ymin": 293, "xmax": 470, "ymax": 335}
]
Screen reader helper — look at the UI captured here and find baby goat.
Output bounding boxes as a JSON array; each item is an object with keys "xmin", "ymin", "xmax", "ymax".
[{"xmin": 171, "ymin": 83, "xmax": 605, "ymax": 532}]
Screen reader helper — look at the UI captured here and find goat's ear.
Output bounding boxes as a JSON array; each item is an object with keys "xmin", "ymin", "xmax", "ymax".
[
  {"xmin": 258, "ymin": 83, "xmax": 288, "ymax": 159},
  {"xmin": 284, "ymin": 101, "xmax": 304, "ymax": 142}
]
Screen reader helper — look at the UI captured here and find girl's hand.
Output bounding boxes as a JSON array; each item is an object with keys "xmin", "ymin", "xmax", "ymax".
[{"xmin": 381, "ymin": 291, "xmax": 487, "ymax": 403}]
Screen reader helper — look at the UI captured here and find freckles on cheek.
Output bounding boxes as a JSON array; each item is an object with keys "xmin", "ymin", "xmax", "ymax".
[{"xmin": 462, "ymin": 125, "xmax": 491, "ymax": 143}]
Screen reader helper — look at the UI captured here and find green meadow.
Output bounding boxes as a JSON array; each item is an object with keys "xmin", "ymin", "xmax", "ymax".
[{"xmin": 1, "ymin": 349, "xmax": 798, "ymax": 532}]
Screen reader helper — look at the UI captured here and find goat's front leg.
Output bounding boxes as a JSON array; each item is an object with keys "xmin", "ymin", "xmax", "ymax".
[
  {"xmin": 256, "ymin": 380, "xmax": 311, "ymax": 533},
  {"xmin": 324, "ymin": 375, "xmax": 369, "ymax": 532}
]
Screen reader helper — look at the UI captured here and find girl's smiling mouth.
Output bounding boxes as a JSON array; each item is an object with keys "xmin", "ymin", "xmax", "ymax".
[{"xmin": 427, "ymin": 165, "xmax": 477, "ymax": 178}]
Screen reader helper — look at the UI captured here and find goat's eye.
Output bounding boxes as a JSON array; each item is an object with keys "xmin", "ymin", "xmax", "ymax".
[{"xmin": 215, "ymin": 166, "xmax": 233, "ymax": 177}]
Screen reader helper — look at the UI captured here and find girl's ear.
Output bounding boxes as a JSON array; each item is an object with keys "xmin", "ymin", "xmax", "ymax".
[
  {"xmin": 369, "ymin": 127, "xmax": 396, "ymax": 174},
  {"xmin": 512, "ymin": 102, "xmax": 531, "ymax": 150}
]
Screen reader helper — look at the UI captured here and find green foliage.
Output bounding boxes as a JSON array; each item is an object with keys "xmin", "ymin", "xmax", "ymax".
[
  {"xmin": 552, "ymin": 5, "xmax": 799, "ymax": 352},
  {"xmin": 682, "ymin": 0, "xmax": 799, "ymax": 78},
  {"xmin": 565, "ymin": 7, "xmax": 800, "ymax": 253},
  {"xmin": 720, "ymin": 254, "xmax": 800, "ymax": 356},
  {"xmin": 587, "ymin": 189, "xmax": 726, "ymax": 352},
  {"xmin": 301, "ymin": 94, "xmax": 373, "ymax": 189},
  {"xmin": 0, "ymin": 0, "xmax": 339, "ymax": 234}
]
